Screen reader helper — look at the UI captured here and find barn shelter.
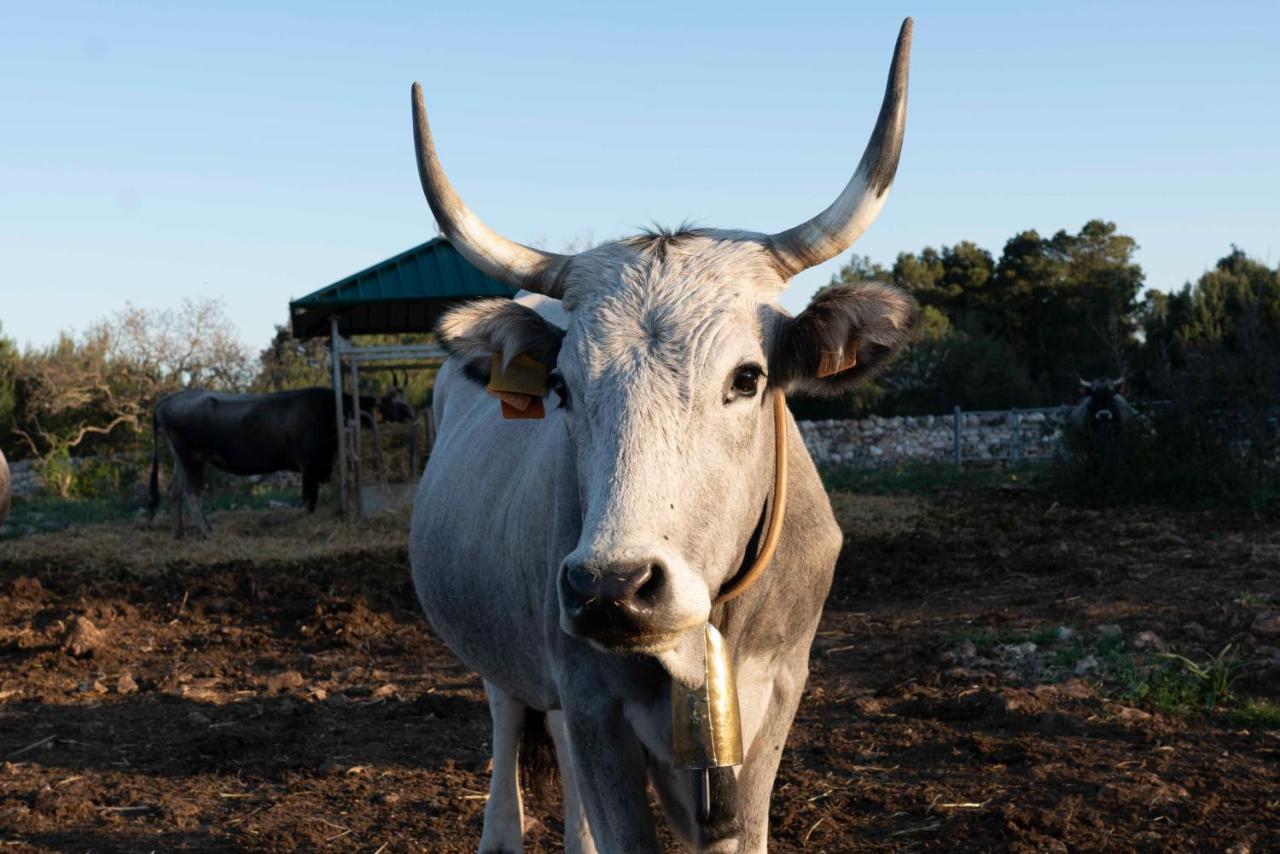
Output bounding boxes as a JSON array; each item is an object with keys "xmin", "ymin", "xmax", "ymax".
[{"xmin": 289, "ymin": 237, "xmax": 510, "ymax": 519}]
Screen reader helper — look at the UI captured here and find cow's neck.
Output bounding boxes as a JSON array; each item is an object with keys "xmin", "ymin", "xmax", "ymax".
[{"xmin": 710, "ymin": 499, "xmax": 769, "ymax": 625}]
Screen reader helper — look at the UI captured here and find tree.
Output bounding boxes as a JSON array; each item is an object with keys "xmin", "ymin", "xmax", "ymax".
[
  {"xmin": 989, "ymin": 220, "xmax": 1143, "ymax": 400},
  {"xmin": 254, "ymin": 324, "xmax": 331, "ymax": 392},
  {"xmin": 826, "ymin": 253, "xmax": 890, "ymax": 288},
  {"xmin": 893, "ymin": 242, "xmax": 995, "ymax": 334},
  {"xmin": 1139, "ymin": 247, "xmax": 1280, "ymax": 401},
  {"xmin": 0, "ymin": 323, "xmax": 18, "ymax": 455},
  {"xmin": 108, "ymin": 299, "xmax": 252, "ymax": 391},
  {"xmin": 817, "ymin": 220, "xmax": 1144, "ymax": 415},
  {"xmin": 12, "ymin": 299, "xmax": 252, "ymax": 474}
]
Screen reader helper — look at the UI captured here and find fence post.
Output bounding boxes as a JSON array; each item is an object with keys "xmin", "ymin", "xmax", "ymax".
[
  {"xmin": 953, "ymin": 405, "xmax": 962, "ymax": 467},
  {"xmin": 1011, "ymin": 407, "xmax": 1022, "ymax": 465}
]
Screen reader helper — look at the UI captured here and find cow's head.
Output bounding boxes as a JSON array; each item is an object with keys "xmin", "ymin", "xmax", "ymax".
[
  {"xmin": 1078, "ymin": 377, "xmax": 1128, "ymax": 432},
  {"xmin": 379, "ymin": 370, "xmax": 416, "ymax": 423},
  {"xmin": 425, "ymin": 20, "xmax": 918, "ymax": 657}
]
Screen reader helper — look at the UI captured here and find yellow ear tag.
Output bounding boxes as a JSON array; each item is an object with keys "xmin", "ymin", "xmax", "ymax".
[
  {"xmin": 816, "ymin": 341, "xmax": 859, "ymax": 378},
  {"xmin": 486, "ymin": 352, "xmax": 549, "ymax": 420}
]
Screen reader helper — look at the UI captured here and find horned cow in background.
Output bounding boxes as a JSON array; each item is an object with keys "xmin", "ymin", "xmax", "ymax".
[
  {"xmin": 411, "ymin": 18, "xmax": 918, "ymax": 853},
  {"xmin": 379, "ymin": 370, "xmax": 416, "ymax": 423},
  {"xmin": 1072, "ymin": 377, "xmax": 1134, "ymax": 434},
  {"xmin": 150, "ymin": 386, "xmax": 413, "ymax": 537}
]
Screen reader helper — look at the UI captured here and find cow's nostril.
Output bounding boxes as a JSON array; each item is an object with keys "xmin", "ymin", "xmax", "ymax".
[
  {"xmin": 563, "ymin": 557, "xmax": 667, "ymax": 612},
  {"xmin": 634, "ymin": 562, "xmax": 665, "ymax": 603},
  {"xmin": 564, "ymin": 565, "xmax": 598, "ymax": 600}
]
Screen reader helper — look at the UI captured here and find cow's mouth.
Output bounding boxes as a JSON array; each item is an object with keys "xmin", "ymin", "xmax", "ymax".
[
  {"xmin": 586, "ymin": 629, "xmax": 685, "ymax": 655},
  {"xmin": 561, "ymin": 599, "xmax": 700, "ymax": 654}
]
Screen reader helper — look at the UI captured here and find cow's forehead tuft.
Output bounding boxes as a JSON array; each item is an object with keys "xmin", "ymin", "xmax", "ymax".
[
  {"xmin": 558, "ymin": 233, "xmax": 782, "ymax": 373},
  {"xmin": 563, "ymin": 231, "xmax": 785, "ymax": 307}
]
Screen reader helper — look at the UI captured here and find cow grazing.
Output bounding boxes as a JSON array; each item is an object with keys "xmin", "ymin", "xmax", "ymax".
[
  {"xmin": 1072, "ymin": 377, "xmax": 1134, "ymax": 434},
  {"xmin": 410, "ymin": 18, "xmax": 918, "ymax": 852},
  {"xmin": 149, "ymin": 386, "xmax": 411, "ymax": 537},
  {"xmin": 0, "ymin": 448, "xmax": 10, "ymax": 530}
]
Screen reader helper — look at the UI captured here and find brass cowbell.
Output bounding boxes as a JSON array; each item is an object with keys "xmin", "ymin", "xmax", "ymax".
[
  {"xmin": 671, "ymin": 622, "xmax": 743, "ymax": 770},
  {"xmin": 671, "ymin": 622, "xmax": 743, "ymax": 822}
]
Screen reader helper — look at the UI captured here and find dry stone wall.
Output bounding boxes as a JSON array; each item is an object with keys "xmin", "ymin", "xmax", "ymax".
[{"xmin": 798, "ymin": 408, "xmax": 1070, "ymax": 468}]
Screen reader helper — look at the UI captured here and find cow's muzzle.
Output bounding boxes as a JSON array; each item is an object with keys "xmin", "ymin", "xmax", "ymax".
[{"xmin": 559, "ymin": 557, "xmax": 671, "ymax": 648}]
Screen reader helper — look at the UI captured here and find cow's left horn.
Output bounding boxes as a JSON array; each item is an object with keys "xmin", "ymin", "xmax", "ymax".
[
  {"xmin": 412, "ymin": 84, "xmax": 570, "ymax": 297},
  {"xmin": 767, "ymin": 18, "xmax": 913, "ymax": 276}
]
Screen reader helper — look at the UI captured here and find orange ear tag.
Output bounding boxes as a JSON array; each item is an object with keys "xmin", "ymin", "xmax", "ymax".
[
  {"xmin": 500, "ymin": 396, "xmax": 545, "ymax": 420},
  {"xmin": 816, "ymin": 341, "xmax": 859, "ymax": 378},
  {"xmin": 486, "ymin": 352, "xmax": 549, "ymax": 420}
]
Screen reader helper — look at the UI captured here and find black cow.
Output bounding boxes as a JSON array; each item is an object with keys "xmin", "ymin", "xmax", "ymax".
[
  {"xmin": 1072, "ymin": 377, "xmax": 1134, "ymax": 434},
  {"xmin": 148, "ymin": 386, "xmax": 413, "ymax": 537}
]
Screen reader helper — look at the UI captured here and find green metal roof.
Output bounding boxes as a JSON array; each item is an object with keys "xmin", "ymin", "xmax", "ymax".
[{"xmin": 289, "ymin": 237, "xmax": 511, "ymax": 338}]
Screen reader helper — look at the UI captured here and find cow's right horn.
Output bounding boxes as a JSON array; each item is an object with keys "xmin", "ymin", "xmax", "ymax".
[{"xmin": 412, "ymin": 84, "xmax": 570, "ymax": 297}]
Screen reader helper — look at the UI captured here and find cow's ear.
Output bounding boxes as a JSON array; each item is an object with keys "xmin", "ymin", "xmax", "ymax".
[
  {"xmin": 437, "ymin": 299, "xmax": 565, "ymax": 386},
  {"xmin": 770, "ymin": 283, "xmax": 919, "ymax": 397}
]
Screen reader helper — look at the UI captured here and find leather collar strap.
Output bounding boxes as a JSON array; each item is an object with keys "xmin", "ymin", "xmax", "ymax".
[{"xmin": 713, "ymin": 392, "xmax": 789, "ymax": 606}]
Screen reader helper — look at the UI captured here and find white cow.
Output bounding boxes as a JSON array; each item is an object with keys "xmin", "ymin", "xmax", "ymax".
[{"xmin": 411, "ymin": 19, "xmax": 918, "ymax": 853}]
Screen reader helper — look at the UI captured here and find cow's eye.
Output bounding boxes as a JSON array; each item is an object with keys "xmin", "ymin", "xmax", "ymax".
[
  {"xmin": 728, "ymin": 364, "xmax": 764, "ymax": 400},
  {"xmin": 549, "ymin": 371, "xmax": 571, "ymax": 410}
]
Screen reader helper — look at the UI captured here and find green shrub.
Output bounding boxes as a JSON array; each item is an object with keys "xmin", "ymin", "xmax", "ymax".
[{"xmin": 1049, "ymin": 408, "xmax": 1280, "ymax": 512}]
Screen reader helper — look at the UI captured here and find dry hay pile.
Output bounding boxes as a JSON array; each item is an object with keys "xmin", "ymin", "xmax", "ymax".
[{"xmin": 355, "ymin": 417, "xmax": 434, "ymax": 486}]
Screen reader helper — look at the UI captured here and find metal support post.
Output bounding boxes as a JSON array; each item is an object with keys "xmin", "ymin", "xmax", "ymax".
[
  {"xmin": 351, "ymin": 360, "xmax": 365, "ymax": 520},
  {"xmin": 1011, "ymin": 407, "xmax": 1023, "ymax": 465},
  {"xmin": 330, "ymin": 316, "xmax": 348, "ymax": 520}
]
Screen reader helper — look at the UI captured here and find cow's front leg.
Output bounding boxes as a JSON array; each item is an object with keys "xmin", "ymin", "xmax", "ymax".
[
  {"xmin": 182, "ymin": 463, "xmax": 212, "ymax": 537},
  {"xmin": 562, "ymin": 701, "xmax": 661, "ymax": 853},
  {"xmin": 545, "ymin": 710, "xmax": 596, "ymax": 854},
  {"xmin": 730, "ymin": 656, "xmax": 809, "ymax": 854},
  {"xmin": 479, "ymin": 681, "xmax": 525, "ymax": 854}
]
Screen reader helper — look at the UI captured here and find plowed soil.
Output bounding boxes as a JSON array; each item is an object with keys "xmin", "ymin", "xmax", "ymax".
[{"xmin": 1, "ymin": 490, "xmax": 1277, "ymax": 852}]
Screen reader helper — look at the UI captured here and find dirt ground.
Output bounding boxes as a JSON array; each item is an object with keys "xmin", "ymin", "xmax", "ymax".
[{"xmin": 1, "ymin": 490, "xmax": 1277, "ymax": 852}]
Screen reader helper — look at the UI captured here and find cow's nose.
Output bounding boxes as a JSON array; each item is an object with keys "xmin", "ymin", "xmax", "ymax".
[{"xmin": 561, "ymin": 559, "xmax": 665, "ymax": 612}]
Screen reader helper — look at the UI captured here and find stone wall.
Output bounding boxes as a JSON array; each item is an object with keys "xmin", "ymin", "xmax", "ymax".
[
  {"xmin": 7, "ymin": 460, "xmax": 42, "ymax": 499},
  {"xmin": 798, "ymin": 408, "xmax": 1070, "ymax": 468},
  {"xmin": 4, "ymin": 458, "xmax": 301, "ymax": 500},
  {"xmin": 5, "ymin": 407, "xmax": 1071, "ymax": 496}
]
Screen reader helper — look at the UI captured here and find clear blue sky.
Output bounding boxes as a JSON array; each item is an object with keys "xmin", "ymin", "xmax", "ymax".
[{"xmin": 3, "ymin": 1, "xmax": 1277, "ymax": 352}]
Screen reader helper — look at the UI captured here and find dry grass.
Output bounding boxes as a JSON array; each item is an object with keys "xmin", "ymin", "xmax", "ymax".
[
  {"xmin": 0, "ymin": 488, "xmax": 915, "ymax": 578},
  {"xmin": 828, "ymin": 492, "xmax": 925, "ymax": 539},
  {"xmin": 0, "ymin": 503, "xmax": 412, "ymax": 577}
]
